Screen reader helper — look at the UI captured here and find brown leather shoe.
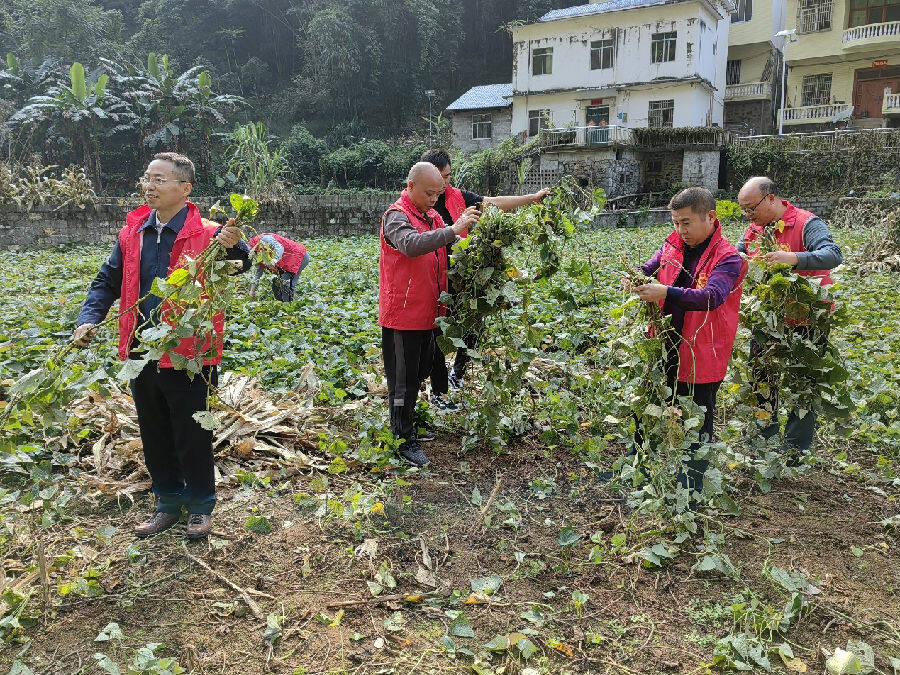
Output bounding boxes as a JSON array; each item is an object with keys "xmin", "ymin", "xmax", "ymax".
[
  {"xmin": 186, "ymin": 513, "xmax": 212, "ymax": 539},
  {"xmin": 134, "ymin": 511, "xmax": 180, "ymax": 538}
]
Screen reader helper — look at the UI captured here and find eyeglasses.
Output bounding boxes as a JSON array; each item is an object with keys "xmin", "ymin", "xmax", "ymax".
[
  {"xmin": 140, "ymin": 175, "xmax": 189, "ymax": 187},
  {"xmin": 741, "ymin": 193, "xmax": 768, "ymax": 215}
]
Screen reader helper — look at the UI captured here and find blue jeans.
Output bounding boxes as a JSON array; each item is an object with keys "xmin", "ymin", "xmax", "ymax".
[{"xmin": 272, "ymin": 251, "xmax": 311, "ymax": 302}]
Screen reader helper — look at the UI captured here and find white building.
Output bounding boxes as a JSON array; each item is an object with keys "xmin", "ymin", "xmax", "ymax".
[
  {"xmin": 445, "ymin": 84, "xmax": 513, "ymax": 152},
  {"xmin": 510, "ymin": 0, "xmax": 736, "ymax": 140}
]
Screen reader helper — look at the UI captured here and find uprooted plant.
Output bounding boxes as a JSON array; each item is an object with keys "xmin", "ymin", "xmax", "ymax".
[
  {"xmin": 436, "ymin": 177, "xmax": 605, "ymax": 450},
  {"xmin": 0, "ymin": 194, "xmax": 259, "ymax": 446}
]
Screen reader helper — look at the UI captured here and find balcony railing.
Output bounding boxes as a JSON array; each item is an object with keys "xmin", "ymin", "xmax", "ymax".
[
  {"xmin": 885, "ymin": 93, "xmax": 900, "ymax": 116},
  {"xmin": 541, "ymin": 125, "xmax": 633, "ymax": 147},
  {"xmin": 842, "ymin": 20, "xmax": 900, "ymax": 47},
  {"xmin": 733, "ymin": 127, "xmax": 900, "ymax": 150},
  {"xmin": 725, "ymin": 81, "xmax": 773, "ymax": 100},
  {"xmin": 779, "ymin": 103, "xmax": 854, "ymax": 124}
]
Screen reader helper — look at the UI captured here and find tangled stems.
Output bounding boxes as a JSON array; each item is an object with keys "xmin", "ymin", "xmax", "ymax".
[{"xmin": 436, "ymin": 178, "xmax": 605, "ymax": 448}]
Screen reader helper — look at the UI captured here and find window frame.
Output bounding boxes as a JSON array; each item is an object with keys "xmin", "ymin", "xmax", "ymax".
[
  {"xmin": 726, "ymin": 59, "xmax": 742, "ymax": 86},
  {"xmin": 590, "ymin": 37, "xmax": 615, "ymax": 70},
  {"xmin": 528, "ymin": 109, "xmax": 550, "ymax": 137},
  {"xmin": 651, "ymin": 31, "xmax": 678, "ymax": 64},
  {"xmin": 532, "ymin": 47, "xmax": 553, "ymax": 76},
  {"xmin": 471, "ymin": 113, "xmax": 493, "ymax": 140},
  {"xmin": 648, "ymin": 99, "xmax": 675, "ymax": 128},
  {"xmin": 731, "ymin": 0, "xmax": 753, "ymax": 22},
  {"xmin": 801, "ymin": 73, "xmax": 833, "ymax": 106},
  {"xmin": 797, "ymin": 0, "xmax": 833, "ymax": 33}
]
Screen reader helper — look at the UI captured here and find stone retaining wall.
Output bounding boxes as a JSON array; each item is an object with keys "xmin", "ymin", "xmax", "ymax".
[{"xmin": 0, "ymin": 193, "xmax": 396, "ymax": 249}]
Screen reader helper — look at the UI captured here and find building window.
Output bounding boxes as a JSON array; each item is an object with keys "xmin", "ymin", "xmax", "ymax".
[
  {"xmin": 590, "ymin": 38, "xmax": 615, "ymax": 70},
  {"xmin": 797, "ymin": 0, "xmax": 833, "ymax": 33},
  {"xmin": 532, "ymin": 47, "xmax": 552, "ymax": 76},
  {"xmin": 731, "ymin": 0, "xmax": 753, "ymax": 22},
  {"xmin": 528, "ymin": 109, "xmax": 550, "ymax": 136},
  {"xmin": 651, "ymin": 32, "xmax": 677, "ymax": 63},
  {"xmin": 849, "ymin": 0, "xmax": 900, "ymax": 27},
  {"xmin": 801, "ymin": 73, "xmax": 832, "ymax": 106},
  {"xmin": 726, "ymin": 60, "xmax": 742, "ymax": 85},
  {"xmin": 472, "ymin": 114, "xmax": 492, "ymax": 139},
  {"xmin": 648, "ymin": 99, "xmax": 675, "ymax": 127}
]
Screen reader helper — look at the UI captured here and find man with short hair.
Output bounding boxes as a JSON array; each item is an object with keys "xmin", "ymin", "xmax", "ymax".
[
  {"xmin": 420, "ymin": 148, "xmax": 550, "ymax": 406},
  {"xmin": 379, "ymin": 162, "xmax": 479, "ymax": 466},
  {"xmin": 74, "ymin": 152, "xmax": 250, "ymax": 539},
  {"xmin": 248, "ymin": 232, "xmax": 310, "ymax": 301},
  {"xmin": 632, "ymin": 186, "xmax": 745, "ymax": 493},
  {"xmin": 736, "ymin": 176, "xmax": 843, "ymax": 457}
]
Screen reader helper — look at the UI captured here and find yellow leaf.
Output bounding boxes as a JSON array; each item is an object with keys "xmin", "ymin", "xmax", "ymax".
[
  {"xmin": 167, "ymin": 268, "xmax": 190, "ymax": 287},
  {"xmin": 729, "ymin": 383, "xmax": 741, "ymax": 393},
  {"xmin": 776, "ymin": 219, "xmax": 786, "ymax": 233},
  {"xmin": 403, "ymin": 595, "xmax": 423, "ymax": 603},
  {"xmin": 755, "ymin": 409, "xmax": 772, "ymax": 420},
  {"xmin": 466, "ymin": 591, "xmax": 490, "ymax": 604},
  {"xmin": 550, "ymin": 641, "xmax": 575, "ymax": 658},
  {"xmin": 369, "ymin": 502, "xmax": 385, "ymax": 516},
  {"xmin": 782, "ymin": 656, "xmax": 807, "ymax": 673},
  {"xmin": 507, "ymin": 267, "xmax": 523, "ymax": 279},
  {"xmin": 329, "ymin": 609, "xmax": 344, "ymax": 627}
]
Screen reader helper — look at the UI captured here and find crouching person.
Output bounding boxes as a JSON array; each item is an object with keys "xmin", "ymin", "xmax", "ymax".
[
  {"xmin": 632, "ymin": 186, "xmax": 745, "ymax": 493},
  {"xmin": 248, "ymin": 233, "xmax": 310, "ymax": 301},
  {"xmin": 379, "ymin": 162, "xmax": 479, "ymax": 466},
  {"xmin": 73, "ymin": 152, "xmax": 250, "ymax": 538}
]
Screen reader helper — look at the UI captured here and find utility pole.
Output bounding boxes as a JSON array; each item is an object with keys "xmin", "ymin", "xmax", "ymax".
[{"xmin": 425, "ymin": 90, "xmax": 436, "ymax": 148}]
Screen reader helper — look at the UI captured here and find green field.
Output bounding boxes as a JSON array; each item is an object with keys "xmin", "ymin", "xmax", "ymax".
[{"xmin": 1, "ymin": 225, "xmax": 898, "ymax": 675}]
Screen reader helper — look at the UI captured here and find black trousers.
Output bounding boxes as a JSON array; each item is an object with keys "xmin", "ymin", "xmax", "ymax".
[
  {"xmin": 130, "ymin": 362, "xmax": 217, "ymax": 514},
  {"xmin": 750, "ymin": 325, "xmax": 827, "ymax": 452},
  {"xmin": 382, "ymin": 327, "xmax": 433, "ymax": 443},
  {"xmin": 430, "ymin": 328, "xmax": 476, "ymax": 396}
]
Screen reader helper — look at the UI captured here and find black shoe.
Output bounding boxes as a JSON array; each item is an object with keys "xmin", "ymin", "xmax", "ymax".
[
  {"xmin": 399, "ymin": 441, "xmax": 430, "ymax": 467},
  {"xmin": 430, "ymin": 394, "xmax": 459, "ymax": 412}
]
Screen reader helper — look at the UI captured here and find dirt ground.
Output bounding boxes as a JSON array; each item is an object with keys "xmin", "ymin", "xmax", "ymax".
[{"xmin": 4, "ymin": 432, "xmax": 898, "ymax": 675}]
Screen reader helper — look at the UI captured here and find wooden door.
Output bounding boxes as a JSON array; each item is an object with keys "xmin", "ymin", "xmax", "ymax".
[{"xmin": 854, "ymin": 76, "xmax": 900, "ymax": 118}]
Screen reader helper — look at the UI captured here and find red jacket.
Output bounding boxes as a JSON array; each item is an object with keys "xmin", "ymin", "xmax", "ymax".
[
  {"xmin": 656, "ymin": 222, "xmax": 745, "ymax": 384},
  {"xmin": 117, "ymin": 202, "xmax": 224, "ymax": 367},
  {"xmin": 378, "ymin": 190, "xmax": 448, "ymax": 330},
  {"xmin": 741, "ymin": 200, "xmax": 834, "ymax": 286},
  {"xmin": 248, "ymin": 233, "xmax": 307, "ymax": 274},
  {"xmin": 444, "ymin": 185, "xmax": 468, "ymax": 237}
]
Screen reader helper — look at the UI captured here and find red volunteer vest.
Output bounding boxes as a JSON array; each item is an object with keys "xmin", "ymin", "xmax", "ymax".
[
  {"xmin": 378, "ymin": 190, "xmax": 449, "ymax": 331},
  {"xmin": 656, "ymin": 222, "xmax": 745, "ymax": 384},
  {"xmin": 741, "ymin": 200, "xmax": 834, "ymax": 286},
  {"xmin": 444, "ymin": 185, "xmax": 468, "ymax": 237},
  {"xmin": 248, "ymin": 233, "xmax": 307, "ymax": 274},
  {"xmin": 117, "ymin": 202, "xmax": 225, "ymax": 367}
]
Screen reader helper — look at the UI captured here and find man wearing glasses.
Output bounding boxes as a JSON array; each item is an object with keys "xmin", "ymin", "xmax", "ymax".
[
  {"xmin": 736, "ymin": 176, "xmax": 843, "ymax": 459},
  {"xmin": 73, "ymin": 152, "xmax": 250, "ymax": 539}
]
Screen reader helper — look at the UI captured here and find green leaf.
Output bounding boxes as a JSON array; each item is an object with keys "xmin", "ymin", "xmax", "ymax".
[
  {"xmin": 470, "ymin": 575, "xmax": 501, "ymax": 595},
  {"xmin": 245, "ymin": 515, "xmax": 272, "ymax": 534},
  {"xmin": 94, "ymin": 622, "xmax": 124, "ymax": 642},
  {"xmin": 192, "ymin": 410, "xmax": 221, "ymax": 431},
  {"xmin": 557, "ymin": 526, "xmax": 580, "ymax": 547},
  {"xmin": 449, "ymin": 615, "xmax": 475, "ymax": 639},
  {"xmin": 70, "ymin": 62, "xmax": 87, "ymax": 102},
  {"xmin": 517, "ymin": 637, "xmax": 538, "ymax": 660}
]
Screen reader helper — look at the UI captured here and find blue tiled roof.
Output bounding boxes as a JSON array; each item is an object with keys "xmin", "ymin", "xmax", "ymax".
[
  {"xmin": 445, "ymin": 83, "xmax": 513, "ymax": 111},
  {"xmin": 541, "ymin": 0, "xmax": 668, "ymax": 21}
]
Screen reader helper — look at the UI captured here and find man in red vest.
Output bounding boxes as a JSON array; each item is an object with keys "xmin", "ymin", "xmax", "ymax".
[
  {"xmin": 420, "ymin": 149, "xmax": 550, "ymax": 408},
  {"xmin": 737, "ymin": 176, "xmax": 843, "ymax": 458},
  {"xmin": 248, "ymin": 233, "xmax": 310, "ymax": 301},
  {"xmin": 73, "ymin": 153, "xmax": 250, "ymax": 539},
  {"xmin": 633, "ymin": 186, "xmax": 745, "ymax": 493},
  {"xmin": 380, "ymin": 162, "xmax": 480, "ymax": 466}
]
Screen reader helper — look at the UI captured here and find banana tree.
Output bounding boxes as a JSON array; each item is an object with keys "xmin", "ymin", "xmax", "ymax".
[{"xmin": 5, "ymin": 62, "xmax": 126, "ymax": 189}]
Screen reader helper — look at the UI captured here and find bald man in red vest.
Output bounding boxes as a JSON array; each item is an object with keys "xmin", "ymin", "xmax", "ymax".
[
  {"xmin": 379, "ymin": 162, "xmax": 479, "ymax": 466},
  {"xmin": 420, "ymin": 148, "xmax": 550, "ymax": 408},
  {"xmin": 633, "ymin": 186, "xmax": 746, "ymax": 494},
  {"xmin": 736, "ymin": 176, "xmax": 843, "ymax": 459}
]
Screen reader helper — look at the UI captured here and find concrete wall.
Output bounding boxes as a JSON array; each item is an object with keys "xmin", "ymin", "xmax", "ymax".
[
  {"xmin": 451, "ymin": 108, "xmax": 513, "ymax": 152},
  {"xmin": 729, "ymin": 0, "xmax": 785, "ymax": 48},
  {"xmin": 0, "ymin": 193, "xmax": 398, "ymax": 249},
  {"xmin": 682, "ymin": 149, "xmax": 721, "ymax": 190}
]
